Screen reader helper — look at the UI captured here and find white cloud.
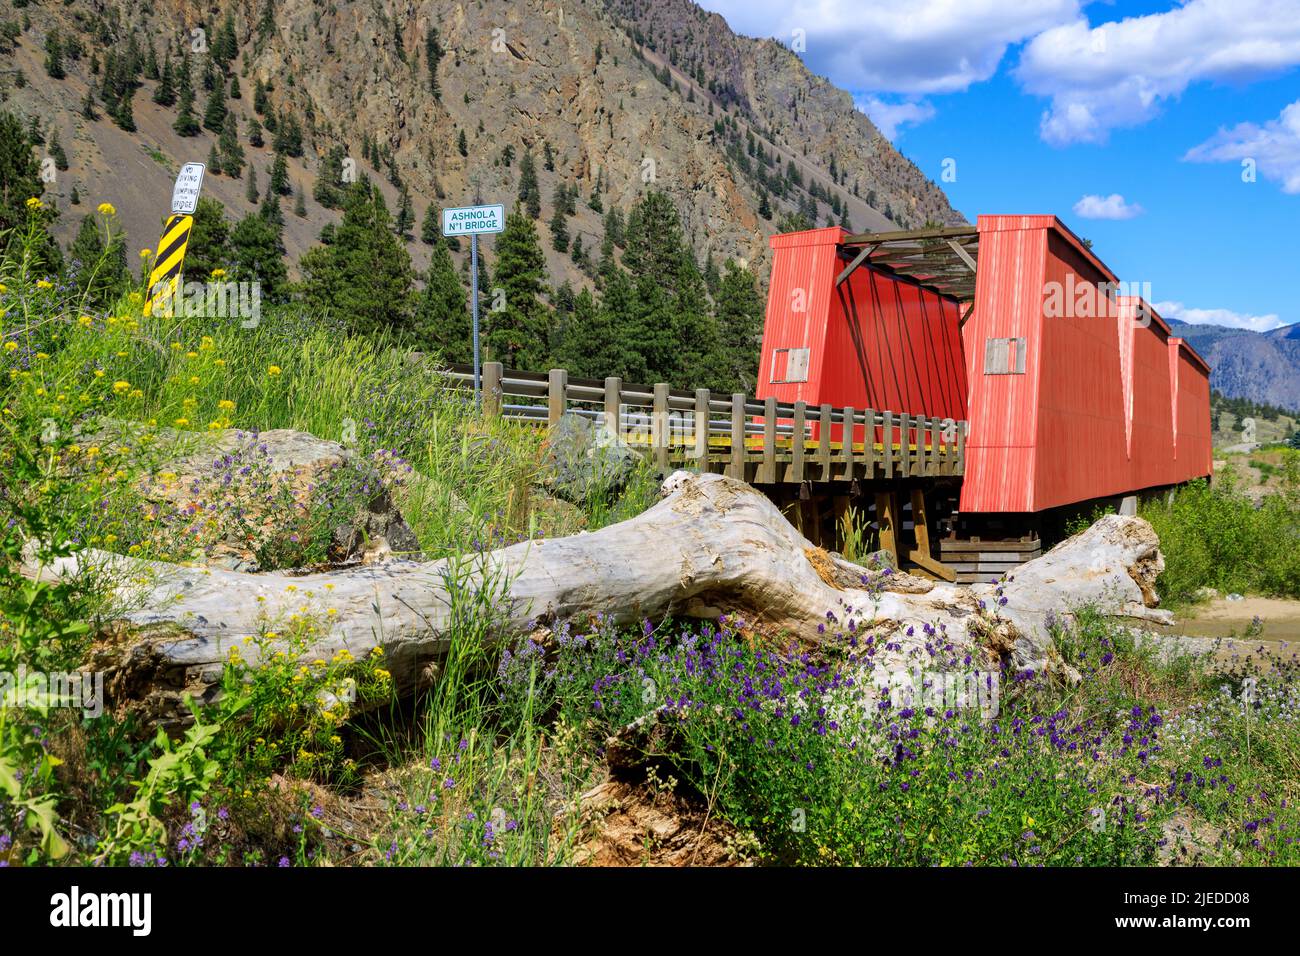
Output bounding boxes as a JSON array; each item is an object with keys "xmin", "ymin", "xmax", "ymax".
[
  {"xmin": 698, "ymin": 0, "xmax": 1079, "ymax": 94},
  {"xmin": 1156, "ymin": 300, "xmax": 1286, "ymax": 333},
  {"xmin": 1017, "ymin": 0, "xmax": 1300, "ymax": 145},
  {"xmin": 1072, "ymin": 193, "xmax": 1144, "ymax": 219},
  {"xmin": 1184, "ymin": 99, "xmax": 1300, "ymax": 193},
  {"xmin": 856, "ymin": 97, "xmax": 938, "ymax": 139}
]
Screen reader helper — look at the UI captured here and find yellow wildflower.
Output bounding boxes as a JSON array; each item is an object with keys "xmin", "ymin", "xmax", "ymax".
[{"xmin": 97, "ymin": 202, "xmax": 117, "ymax": 216}]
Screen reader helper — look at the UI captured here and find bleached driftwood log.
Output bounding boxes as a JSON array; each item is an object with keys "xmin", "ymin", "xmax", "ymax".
[{"xmin": 33, "ymin": 472, "xmax": 1170, "ymax": 722}]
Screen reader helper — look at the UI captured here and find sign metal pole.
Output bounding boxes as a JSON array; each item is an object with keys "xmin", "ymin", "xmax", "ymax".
[
  {"xmin": 471, "ymin": 233, "xmax": 481, "ymax": 410},
  {"xmin": 440, "ymin": 202, "xmax": 503, "ymax": 414}
]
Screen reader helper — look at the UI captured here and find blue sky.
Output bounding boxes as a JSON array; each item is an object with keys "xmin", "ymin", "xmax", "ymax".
[{"xmin": 698, "ymin": 0, "xmax": 1300, "ymax": 331}]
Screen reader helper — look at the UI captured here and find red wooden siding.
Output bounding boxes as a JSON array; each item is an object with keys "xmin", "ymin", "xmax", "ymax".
[
  {"xmin": 759, "ymin": 227, "xmax": 967, "ymax": 445},
  {"xmin": 758, "ymin": 215, "xmax": 1212, "ymax": 515}
]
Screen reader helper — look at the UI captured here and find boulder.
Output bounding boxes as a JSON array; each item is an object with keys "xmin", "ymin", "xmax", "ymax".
[
  {"xmin": 539, "ymin": 412, "xmax": 640, "ymax": 504},
  {"xmin": 140, "ymin": 428, "xmax": 420, "ymax": 571}
]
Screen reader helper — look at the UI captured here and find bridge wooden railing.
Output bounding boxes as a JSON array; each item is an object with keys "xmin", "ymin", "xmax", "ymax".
[{"xmin": 444, "ymin": 363, "xmax": 966, "ymax": 484}]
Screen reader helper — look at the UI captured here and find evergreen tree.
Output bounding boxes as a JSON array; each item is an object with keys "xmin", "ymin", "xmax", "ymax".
[
  {"xmin": 173, "ymin": 58, "xmax": 200, "ymax": 136},
  {"xmin": 253, "ymin": 78, "xmax": 269, "ymax": 115},
  {"xmin": 67, "ymin": 211, "xmax": 130, "ymax": 307},
  {"xmin": 457, "ymin": 129, "xmax": 467, "ymax": 157},
  {"xmin": 269, "ymin": 152, "xmax": 290, "ymax": 195},
  {"xmin": 183, "ymin": 197, "xmax": 231, "ymax": 282},
  {"xmin": 543, "ymin": 141, "xmax": 555, "ymax": 172},
  {"xmin": 153, "ymin": 53, "xmax": 176, "ymax": 106},
  {"xmin": 206, "ymin": 142, "xmax": 223, "ymax": 177},
  {"xmin": 229, "ymin": 75, "xmax": 242, "ymax": 100},
  {"xmin": 421, "ymin": 204, "xmax": 440, "ymax": 244},
  {"xmin": 261, "ymin": 191, "xmax": 284, "ymax": 228},
  {"xmin": 622, "ymin": 190, "xmax": 721, "ymax": 386},
  {"xmin": 245, "ymin": 165, "xmax": 259, "ymax": 203},
  {"xmin": 486, "ymin": 207, "xmax": 550, "ymax": 368},
  {"xmin": 81, "ymin": 89, "xmax": 98, "ymax": 120},
  {"xmin": 203, "ymin": 77, "xmax": 227, "ymax": 132},
  {"xmin": 293, "ymin": 187, "xmax": 306, "ymax": 217},
  {"xmin": 49, "ymin": 130, "xmax": 68, "ymax": 171},
  {"xmin": 424, "ymin": 27, "xmax": 443, "ymax": 100},
  {"xmin": 517, "ymin": 148, "xmax": 540, "ymax": 218},
  {"xmin": 299, "ymin": 180, "xmax": 415, "ymax": 336},
  {"xmin": 413, "ymin": 239, "xmax": 470, "ymax": 359},
  {"xmin": 712, "ymin": 260, "xmax": 764, "ymax": 392},
  {"xmin": 247, "ymin": 116, "xmax": 264, "ymax": 148},
  {"xmin": 219, "ymin": 113, "xmax": 245, "ymax": 177},
  {"xmin": 549, "ymin": 202, "xmax": 568, "ymax": 252},
  {"xmin": 0, "ymin": 112, "xmax": 62, "ymax": 273},
  {"xmin": 229, "ymin": 211, "xmax": 288, "ymax": 302},
  {"xmin": 313, "ymin": 145, "xmax": 346, "ymax": 207},
  {"xmin": 214, "ymin": 13, "xmax": 238, "ymax": 71},
  {"xmin": 395, "ymin": 188, "xmax": 413, "ymax": 240},
  {"xmin": 44, "ymin": 29, "xmax": 65, "ymax": 79}
]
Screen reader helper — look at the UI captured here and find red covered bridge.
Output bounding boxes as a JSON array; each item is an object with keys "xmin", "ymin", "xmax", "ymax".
[{"xmin": 758, "ymin": 215, "xmax": 1211, "ymax": 579}]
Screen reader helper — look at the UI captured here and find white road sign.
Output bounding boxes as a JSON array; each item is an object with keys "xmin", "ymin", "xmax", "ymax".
[
  {"xmin": 442, "ymin": 203, "xmax": 505, "ymax": 237},
  {"xmin": 170, "ymin": 162, "xmax": 206, "ymax": 215}
]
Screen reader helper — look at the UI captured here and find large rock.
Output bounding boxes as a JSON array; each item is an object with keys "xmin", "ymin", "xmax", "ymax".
[
  {"xmin": 141, "ymin": 428, "xmax": 420, "ymax": 572},
  {"xmin": 539, "ymin": 412, "xmax": 640, "ymax": 504}
]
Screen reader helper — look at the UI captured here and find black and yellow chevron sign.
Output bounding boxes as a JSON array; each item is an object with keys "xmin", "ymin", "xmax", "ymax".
[{"xmin": 143, "ymin": 213, "xmax": 194, "ymax": 317}]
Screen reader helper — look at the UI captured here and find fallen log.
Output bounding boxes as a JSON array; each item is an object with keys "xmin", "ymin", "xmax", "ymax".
[{"xmin": 31, "ymin": 472, "xmax": 1171, "ymax": 722}]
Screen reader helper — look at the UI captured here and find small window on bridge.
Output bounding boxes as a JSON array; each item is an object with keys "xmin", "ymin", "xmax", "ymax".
[
  {"xmin": 984, "ymin": 337, "xmax": 1026, "ymax": 375},
  {"xmin": 771, "ymin": 347, "xmax": 810, "ymax": 383}
]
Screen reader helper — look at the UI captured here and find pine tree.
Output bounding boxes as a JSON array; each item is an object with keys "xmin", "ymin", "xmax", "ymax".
[
  {"xmin": 413, "ymin": 239, "xmax": 470, "ymax": 359},
  {"xmin": 67, "ymin": 212, "xmax": 130, "ymax": 307},
  {"xmin": 153, "ymin": 53, "xmax": 175, "ymax": 106},
  {"xmin": 247, "ymin": 117, "xmax": 264, "ymax": 148},
  {"xmin": 712, "ymin": 260, "xmax": 764, "ymax": 392},
  {"xmin": 113, "ymin": 89, "xmax": 137, "ymax": 132},
  {"xmin": 395, "ymin": 188, "xmax": 413, "ymax": 240},
  {"xmin": 229, "ymin": 211, "xmax": 288, "ymax": 302},
  {"xmin": 457, "ymin": 129, "xmax": 467, "ymax": 157},
  {"xmin": 549, "ymin": 202, "xmax": 568, "ymax": 252},
  {"xmin": 203, "ymin": 77, "xmax": 227, "ymax": 132},
  {"xmin": 49, "ymin": 130, "xmax": 68, "ymax": 171},
  {"xmin": 313, "ymin": 145, "xmax": 347, "ymax": 208},
  {"xmin": 173, "ymin": 58, "xmax": 200, "ymax": 136},
  {"xmin": 219, "ymin": 113, "xmax": 244, "ymax": 178},
  {"xmin": 206, "ymin": 142, "xmax": 223, "ymax": 177},
  {"xmin": 81, "ymin": 89, "xmax": 98, "ymax": 120},
  {"xmin": 0, "ymin": 112, "xmax": 62, "ymax": 273},
  {"xmin": 229, "ymin": 75, "xmax": 242, "ymax": 100},
  {"xmin": 421, "ymin": 204, "xmax": 440, "ymax": 244},
  {"xmin": 543, "ymin": 141, "xmax": 555, "ymax": 171},
  {"xmin": 246, "ymin": 165, "xmax": 259, "ymax": 203},
  {"xmin": 253, "ymin": 78, "xmax": 269, "ymax": 115},
  {"xmin": 44, "ymin": 29, "xmax": 65, "ymax": 79},
  {"xmin": 517, "ymin": 148, "xmax": 540, "ymax": 218},
  {"xmin": 270, "ymin": 152, "xmax": 290, "ymax": 195},
  {"xmin": 300, "ymin": 180, "xmax": 415, "ymax": 336},
  {"xmin": 183, "ymin": 197, "xmax": 231, "ymax": 283},
  {"xmin": 294, "ymin": 187, "xmax": 306, "ymax": 217},
  {"xmin": 487, "ymin": 207, "xmax": 550, "ymax": 368},
  {"xmin": 424, "ymin": 27, "xmax": 443, "ymax": 100}
]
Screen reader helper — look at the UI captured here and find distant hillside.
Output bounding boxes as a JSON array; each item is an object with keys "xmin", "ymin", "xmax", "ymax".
[
  {"xmin": 1170, "ymin": 319, "xmax": 1300, "ymax": 413},
  {"xmin": 1, "ymin": 0, "xmax": 961, "ymax": 291}
]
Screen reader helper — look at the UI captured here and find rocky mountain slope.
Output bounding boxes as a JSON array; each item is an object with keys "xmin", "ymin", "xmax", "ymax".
[
  {"xmin": 2, "ymin": 0, "xmax": 960, "ymax": 289},
  {"xmin": 1172, "ymin": 320, "xmax": 1300, "ymax": 413}
]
